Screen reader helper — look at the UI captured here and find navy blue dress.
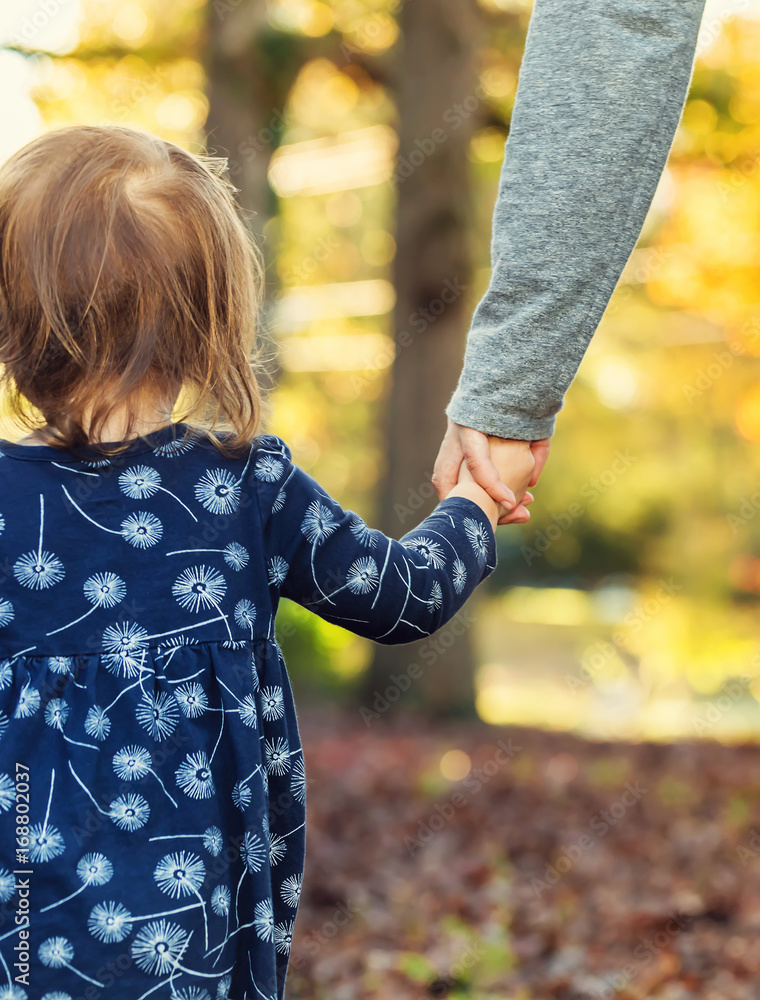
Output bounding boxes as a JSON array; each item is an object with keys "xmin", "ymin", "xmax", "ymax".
[{"xmin": 0, "ymin": 422, "xmax": 496, "ymax": 1000}]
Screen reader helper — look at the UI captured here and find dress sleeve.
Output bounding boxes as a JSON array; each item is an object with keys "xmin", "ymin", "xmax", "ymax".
[
  {"xmin": 445, "ymin": 0, "xmax": 706, "ymax": 441},
  {"xmin": 251, "ymin": 434, "xmax": 497, "ymax": 645}
]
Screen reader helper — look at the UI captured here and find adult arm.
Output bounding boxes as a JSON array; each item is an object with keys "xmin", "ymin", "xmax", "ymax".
[{"xmin": 444, "ymin": 0, "xmax": 707, "ymax": 442}]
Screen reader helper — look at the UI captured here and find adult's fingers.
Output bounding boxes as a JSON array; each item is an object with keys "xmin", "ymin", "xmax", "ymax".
[
  {"xmin": 432, "ymin": 418, "xmax": 465, "ymax": 501},
  {"xmin": 528, "ymin": 438, "xmax": 552, "ymax": 488},
  {"xmin": 460, "ymin": 426, "xmax": 517, "ymax": 509}
]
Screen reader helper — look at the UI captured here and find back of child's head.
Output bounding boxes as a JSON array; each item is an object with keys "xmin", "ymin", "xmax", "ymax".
[{"xmin": 0, "ymin": 123, "xmax": 268, "ymax": 458}]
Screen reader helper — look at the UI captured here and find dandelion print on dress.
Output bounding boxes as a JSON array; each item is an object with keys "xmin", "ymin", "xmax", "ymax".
[
  {"xmin": 13, "ymin": 494, "xmax": 65, "ymax": 590},
  {"xmin": 0, "ymin": 423, "xmax": 496, "ymax": 998}
]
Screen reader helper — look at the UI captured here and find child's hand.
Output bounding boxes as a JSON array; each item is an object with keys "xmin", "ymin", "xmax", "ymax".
[
  {"xmin": 458, "ymin": 438, "xmax": 535, "ymax": 498},
  {"xmin": 484, "ymin": 436, "xmax": 536, "ymax": 505},
  {"xmin": 451, "ymin": 440, "xmax": 535, "ymax": 530}
]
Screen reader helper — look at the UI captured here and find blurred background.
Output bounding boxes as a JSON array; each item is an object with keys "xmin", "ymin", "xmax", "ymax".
[{"xmin": 3, "ymin": 1, "xmax": 760, "ymax": 996}]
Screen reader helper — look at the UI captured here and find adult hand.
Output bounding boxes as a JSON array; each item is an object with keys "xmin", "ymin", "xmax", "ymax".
[{"xmin": 432, "ymin": 418, "xmax": 552, "ymax": 524}]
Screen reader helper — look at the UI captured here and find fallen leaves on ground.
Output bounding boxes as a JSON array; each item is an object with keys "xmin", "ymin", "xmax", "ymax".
[{"xmin": 285, "ymin": 706, "xmax": 760, "ymax": 1000}]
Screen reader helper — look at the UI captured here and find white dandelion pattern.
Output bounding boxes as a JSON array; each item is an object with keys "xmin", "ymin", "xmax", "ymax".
[
  {"xmin": 121, "ymin": 511, "xmax": 163, "ymax": 549},
  {"xmin": 281, "ymin": 872, "xmax": 303, "ymax": 907},
  {"xmin": 120, "ymin": 465, "xmax": 198, "ymax": 520},
  {"xmin": 13, "ymin": 683, "xmax": 40, "ymax": 719},
  {"xmin": 47, "ymin": 572, "xmax": 127, "ymax": 635},
  {"xmin": 0, "ymin": 424, "xmax": 494, "ymax": 996},
  {"xmin": 174, "ymin": 682, "xmax": 208, "ymax": 718},
  {"xmin": 231, "ymin": 780, "xmax": 252, "ymax": 810},
  {"xmin": 175, "ymin": 750, "xmax": 215, "ymax": 799},
  {"xmin": 402, "ymin": 535, "xmax": 446, "ymax": 568},
  {"xmin": 0, "ymin": 774, "xmax": 15, "ymax": 812},
  {"xmin": 345, "ymin": 556, "xmax": 379, "ymax": 595},
  {"xmin": 108, "ymin": 793, "xmax": 150, "ymax": 831},
  {"xmin": 254, "ymin": 455, "xmax": 284, "ymax": 482},
  {"xmin": 0, "ymin": 599, "xmax": 13, "ymax": 628},
  {"xmin": 452, "ymin": 557, "xmax": 467, "ymax": 594},
  {"xmin": 47, "ymin": 655, "xmax": 73, "ymax": 675},
  {"xmin": 260, "ymin": 686, "xmax": 284, "ymax": 721},
  {"xmin": 153, "ymin": 850, "xmax": 206, "ymax": 898},
  {"xmin": 211, "ymin": 885, "xmax": 230, "ymax": 915},
  {"xmin": 463, "ymin": 516, "xmax": 489, "ymax": 563},
  {"xmin": 349, "ymin": 514, "xmax": 376, "ymax": 547},
  {"xmin": 269, "ymin": 832, "xmax": 287, "ymax": 866},
  {"xmin": 13, "ymin": 495, "xmax": 65, "ymax": 590},
  {"xmin": 84, "ymin": 705, "xmax": 111, "ymax": 740},
  {"xmin": 238, "ymin": 694, "xmax": 258, "ymax": 728},
  {"xmin": 101, "ymin": 621, "xmax": 150, "ymax": 678},
  {"xmin": 130, "ymin": 919, "xmax": 189, "ymax": 975},
  {"xmin": 29, "ymin": 822, "xmax": 66, "ymax": 862},
  {"xmin": 234, "ymin": 598, "xmax": 256, "ymax": 633},
  {"xmin": 290, "ymin": 756, "xmax": 307, "ymax": 805},
  {"xmin": 0, "ymin": 868, "xmax": 15, "ymax": 903},
  {"xmin": 427, "ymin": 580, "xmax": 443, "ymax": 612},
  {"xmin": 203, "ymin": 826, "xmax": 224, "ymax": 855},
  {"xmin": 88, "ymin": 900, "xmax": 133, "ymax": 943},
  {"xmin": 265, "ymin": 736, "xmax": 291, "ymax": 776},
  {"xmin": 135, "ymin": 690, "xmax": 180, "ymax": 740},
  {"xmin": 253, "ymin": 899, "xmax": 274, "ymax": 942},
  {"xmin": 194, "ymin": 468, "xmax": 241, "ymax": 515},
  {"xmin": 172, "ymin": 565, "xmax": 227, "ymax": 613},
  {"xmin": 274, "ymin": 918, "xmax": 295, "ymax": 955},
  {"xmin": 266, "ymin": 555, "xmax": 289, "ymax": 587},
  {"xmin": 241, "ymin": 830, "xmax": 266, "ymax": 873}
]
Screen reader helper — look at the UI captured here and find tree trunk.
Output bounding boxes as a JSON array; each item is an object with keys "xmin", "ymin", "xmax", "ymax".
[
  {"xmin": 358, "ymin": 0, "xmax": 485, "ymax": 719},
  {"xmin": 204, "ymin": 0, "xmax": 301, "ymax": 396}
]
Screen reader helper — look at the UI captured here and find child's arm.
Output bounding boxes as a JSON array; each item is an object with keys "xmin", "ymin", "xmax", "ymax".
[{"xmin": 251, "ymin": 434, "xmax": 513, "ymax": 645}]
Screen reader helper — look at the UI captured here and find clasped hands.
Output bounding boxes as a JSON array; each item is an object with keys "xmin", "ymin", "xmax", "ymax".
[{"xmin": 433, "ymin": 417, "xmax": 552, "ymax": 528}]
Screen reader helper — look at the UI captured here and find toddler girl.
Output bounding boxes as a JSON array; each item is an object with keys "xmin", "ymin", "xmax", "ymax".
[{"xmin": 0, "ymin": 124, "xmax": 533, "ymax": 1000}]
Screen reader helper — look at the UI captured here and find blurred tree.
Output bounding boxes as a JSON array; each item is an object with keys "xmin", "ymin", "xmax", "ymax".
[
  {"xmin": 204, "ymin": 1, "xmax": 302, "ymax": 397},
  {"xmin": 358, "ymin": 0, "xmax": 486, "ymax": 718}
]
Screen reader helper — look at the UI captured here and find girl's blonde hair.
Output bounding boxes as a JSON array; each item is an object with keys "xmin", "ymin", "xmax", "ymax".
[{"xmin": 0, "ymin": 123, "xmax": 269, "ymax": 460}]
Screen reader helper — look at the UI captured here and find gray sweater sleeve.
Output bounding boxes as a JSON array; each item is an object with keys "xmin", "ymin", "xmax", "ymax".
[{"xmin": 445, "ymin": 0, "xmax": 707, "ymax": 441}]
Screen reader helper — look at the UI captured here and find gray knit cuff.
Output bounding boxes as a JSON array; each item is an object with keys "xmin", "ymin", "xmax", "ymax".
[{"xmin": 445, "ymin": 393, "xmax": 558, "ymax": 441}]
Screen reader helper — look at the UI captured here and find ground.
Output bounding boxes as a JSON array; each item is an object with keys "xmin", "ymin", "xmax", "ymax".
[{"xmin": 286, "ymin": 707, "xmax": 760, "ymax": 1000}]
